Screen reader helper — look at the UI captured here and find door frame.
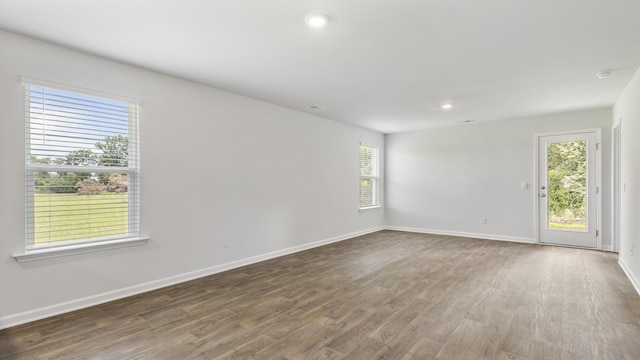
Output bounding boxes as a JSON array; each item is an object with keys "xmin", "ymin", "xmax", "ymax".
[
  {"xmin": 612, "ymin": 124, "xmax": 621, "ymax": 253},
  {"xmin": 534, "ymin": 128, "xmax": 602, "ymax": 249}
]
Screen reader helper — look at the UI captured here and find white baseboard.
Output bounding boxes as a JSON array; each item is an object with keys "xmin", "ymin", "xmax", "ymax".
[
  {"xmin": 619, "ymin": 258, "xmax": 640, "ymax": 297},
  {"xmin": 0, "ymin": 226, "xmax": 385, "ymax": 330},
  {"xmin": 384, "ymin": 226, "xmax": 535, "ymax": 244}
]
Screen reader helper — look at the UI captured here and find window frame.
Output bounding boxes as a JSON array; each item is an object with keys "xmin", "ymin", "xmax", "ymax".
[
  {"xmin": 359, "ymin": 144, "xmax": 381, "ymax": 210},
  {"xmin": 15, "ymin": 77, "xmax": 146, "ymax": 261}
]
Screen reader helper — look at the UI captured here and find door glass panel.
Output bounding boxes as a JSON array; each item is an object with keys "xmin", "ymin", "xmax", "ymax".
[{"xmin": 547, "ymin": 141, "xmax": 587, "ymax": 231}]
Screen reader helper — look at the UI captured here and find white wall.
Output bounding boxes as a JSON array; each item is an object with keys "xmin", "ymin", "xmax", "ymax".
[
  {"xmin": 385, "ymin": 108, "xmax": 612, "ymax": 245},
  {"xmin": 614, "ymin": 67, "xmax": 640, "ymax": 293},
  {"xmin": 0, "ymin": 30, "xmax": 384, "ymax": 328}
]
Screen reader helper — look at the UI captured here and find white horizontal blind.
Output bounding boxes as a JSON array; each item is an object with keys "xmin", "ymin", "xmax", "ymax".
[
  {"xmin": 25, "ymin": 83, "xmax": 140, "ymax": 249},
  {"xmin": 360, "ymin": 145, "xmax": 379, "ymax": 208}
]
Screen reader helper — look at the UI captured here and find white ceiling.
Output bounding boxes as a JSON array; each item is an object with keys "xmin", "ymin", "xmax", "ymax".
[{"xmin": 1, "ymin": 0, "xmax": 639, "ymax": 134}]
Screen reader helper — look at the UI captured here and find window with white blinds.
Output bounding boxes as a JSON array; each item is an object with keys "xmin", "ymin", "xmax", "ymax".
[
  {"xmin": 24, "ymin": 80, "xmax": 140, "ymax": 250},
  {"xmin": 360, "ymin": 145, "xmax": 380, "ymax": 209}
]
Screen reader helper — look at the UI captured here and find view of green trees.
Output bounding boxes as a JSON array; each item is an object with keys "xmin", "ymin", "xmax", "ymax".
[
  {"xmin": 32, "ymin": 135, "xmax": 130, "ymax": 244},
  {"xmin": 547, "ymin": 141, "xmax": 587, "ymax": 230},
  {"xmin": 33, "ymin": 135, "xmax": 129, "ymax": 194}
]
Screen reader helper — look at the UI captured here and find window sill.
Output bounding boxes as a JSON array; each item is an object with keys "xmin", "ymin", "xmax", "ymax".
[
  {"xmin": 359, "ymin": 205, "xmax": 382, "ymax": 211},
  {"xmin": 13, "ymin": 237, "xmax": 149, "ymax": 263}
]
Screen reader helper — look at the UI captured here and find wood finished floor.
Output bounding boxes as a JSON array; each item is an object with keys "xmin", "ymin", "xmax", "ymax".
[{"xmin": 2, "ymin": 230, "xmax": 640, "ymax": 359}]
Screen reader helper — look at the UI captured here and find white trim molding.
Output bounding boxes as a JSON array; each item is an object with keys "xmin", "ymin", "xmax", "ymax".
[
  {"xmin": 619, "ymin": 258, "xmax": 640, "ymax": 296},
  {"xmin": 20, "ymin": 75, "xmax": 142, "ymax": 105},
  {"xmin": 0, "ymin": 226, "xmax": 384, "ymax": 330},
  {"xmin": 13, "ymin": 237, "xmax": 150, "ymax": 263},
  {"xmin": 385, "ymin": 226, "xmax": 535, "ymax": 244}
]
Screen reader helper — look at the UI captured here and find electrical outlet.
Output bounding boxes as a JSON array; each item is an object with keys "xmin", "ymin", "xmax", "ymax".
[
  {"xmin": 223, "ymin": 237, "xmax": 230, "ymax": 248},
  {"xmin": 481, "ymin": 217, "xmax": 487, "ymax": 224}
]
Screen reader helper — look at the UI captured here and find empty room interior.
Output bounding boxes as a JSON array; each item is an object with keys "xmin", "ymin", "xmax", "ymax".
[{"xmin": 2, "ymin": 1, "xmax": 640, "ymax": 359}]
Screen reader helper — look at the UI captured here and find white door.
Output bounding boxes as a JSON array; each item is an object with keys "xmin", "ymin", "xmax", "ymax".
[{"xmin": 538, "ymin": 131, "xmax": 598, "ymax": 248}]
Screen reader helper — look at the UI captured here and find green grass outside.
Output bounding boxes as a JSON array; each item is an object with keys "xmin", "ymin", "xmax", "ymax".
[
  {"xmin": 35, "ymin": 192, "xmax": 128, "ymax": 245},
  {"xmin": 549, "ymin": 222, "xmax": 587, "ymax": 231}
]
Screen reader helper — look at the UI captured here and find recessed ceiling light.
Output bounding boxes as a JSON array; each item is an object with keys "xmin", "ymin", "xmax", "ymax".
[
  {"xmin": 305, "ymin": 14, "xmax": 330, "ymax": 28},
  {"xmin": 441, "ymin": 103, "xmax": 453, "ymax": 110},
  {"xmin": 596, "ymin": 70, "xmax": 612, "ymax": 79}
]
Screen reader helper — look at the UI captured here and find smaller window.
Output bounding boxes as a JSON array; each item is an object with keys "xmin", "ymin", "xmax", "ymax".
[{"xmin": 360, "ymin": 145, "xmax": 380, "ymax": 209}]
